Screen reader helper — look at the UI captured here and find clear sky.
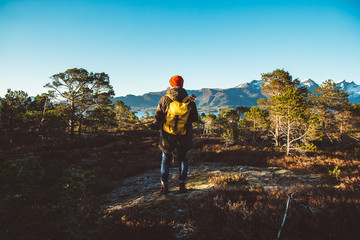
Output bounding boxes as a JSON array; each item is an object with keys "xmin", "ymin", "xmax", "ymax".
[{"xmin": 1, "ymin": 0, "xmax": 359, "ymax": 97}]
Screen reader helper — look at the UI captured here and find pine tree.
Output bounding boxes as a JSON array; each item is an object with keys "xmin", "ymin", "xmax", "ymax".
[
  {"xmin": 261, "ymin": 68, "xmax": 299, "ymax": 97},
  {"xmin": 259, "ymin": 69, "xmax": 302, "ymax": 147},
  {"xmin": 258, "ymin": 69, "xmax": 314, "ymax": 154},
  {"xmin": 271, "ymin": 87, "xmax": 311, "ymax": 155},
  {"xmin": 0, "ymin": 89, "xmax": 31, "ymax": 144},
  {"xmin": 45, "ymin": 68, "xmax": 114, "ymax": 137},
  {"xmin": 244, "ymin": 106, "xmax": 270, "ymax": 145},
  {"xmin": 310, "ymin": 79, "xmax": 350, "ymax": 143}
]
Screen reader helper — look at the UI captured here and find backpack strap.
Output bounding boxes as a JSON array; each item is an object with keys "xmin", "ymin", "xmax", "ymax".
[
  {"xmin": 166, "ymin": 94, "xmax": 174, "ymax": 102},
  {"xmin": 166, "ymin": 94, "xmax": 189, "ymax": 103},
  {"xmin": 182, "ymin": 96, "xmax": 190, "ymax": 103}
]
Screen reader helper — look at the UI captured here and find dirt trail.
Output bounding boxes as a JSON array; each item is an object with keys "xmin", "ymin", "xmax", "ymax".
[
  {"xmin": 101, "ymin": 162, "xmax": 321, "ymax": 239},
  {"xmin": 102, "ymin": 162, "xmax": 321, "ymax": 212}
]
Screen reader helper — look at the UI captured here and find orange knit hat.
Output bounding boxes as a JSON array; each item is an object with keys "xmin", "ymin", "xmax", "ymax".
[{"xmin": 169, "ymin": 75, "xmax": 184, "ymax": 88}]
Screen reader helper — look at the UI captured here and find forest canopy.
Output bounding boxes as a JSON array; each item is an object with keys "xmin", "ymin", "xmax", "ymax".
[{"xmin": 1, "ymin": 68, "xmax": 360, "ymax": 154}]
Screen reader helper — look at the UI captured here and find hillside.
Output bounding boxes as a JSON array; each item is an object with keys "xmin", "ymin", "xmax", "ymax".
[
  {"xmin": 112, "ymin": 80, "xmax": 263, "ymax": 111},
  {"xmin": 2, "ymin": 129, "xmax": 360, "ymax": 239},
  {"xmin": 113, "ymin": 79, "xmax": 360, "ymax": 111}
]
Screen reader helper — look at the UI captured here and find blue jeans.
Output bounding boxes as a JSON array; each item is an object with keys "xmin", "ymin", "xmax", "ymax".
[{"xmin": 161, "ymin": 151, "xmax": 188, "ymax": 186}]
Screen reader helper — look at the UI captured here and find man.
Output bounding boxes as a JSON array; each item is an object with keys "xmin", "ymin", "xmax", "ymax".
[{"xmin": 154, "ymin": 75, "xmax": 198, "ymax": 194}]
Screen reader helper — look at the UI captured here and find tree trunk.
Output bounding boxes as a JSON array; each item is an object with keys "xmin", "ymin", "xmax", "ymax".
[
  {"xmin": 69, "ymin": 118, "xmax": 74, "ymax": 137},
  {"xmin": 78, "ymin": 116, "xmax": 82, "ymax": 136},
  {"xmin": 69, "ymin": 101, "xmax": 75, "ymax": 138},
  {"xmin": 275, "ymin": 116, "xmax": 280, "ymax": 147},
  {"xmin": 39, "ymin": 98, "xmax": 49, "ymax": 141},
  {"xmin": 286, "ymin": 119, "xmax": 290, "ymax": 156}
]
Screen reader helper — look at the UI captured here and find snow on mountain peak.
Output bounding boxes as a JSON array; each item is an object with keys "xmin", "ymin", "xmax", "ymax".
[
  {"xmin": 235, "ymin": 80, "xmax": 262, "ymax": 89},
  {"xmin": 299, "ymin": 79, "xmax": 319, "ymax": 91},
  {"xmin": 336, "ymin": 79, "xmax": 346, "ymax": 84},
  {"xmin": 335, "ymin": 80, "xmax": 360, "ymax": 97},
  {"xmin": 235, "ymin": 83, "xmax": 248, "ymax": 88},
  {"xmin": 300, "ymin": 78, "xmax": 317, "ymax": 86}
]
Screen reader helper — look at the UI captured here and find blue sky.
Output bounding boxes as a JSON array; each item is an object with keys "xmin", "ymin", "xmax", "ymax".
[{"xmin": 1, "ymin": 0, "xmax": 359, "ymax": 97}]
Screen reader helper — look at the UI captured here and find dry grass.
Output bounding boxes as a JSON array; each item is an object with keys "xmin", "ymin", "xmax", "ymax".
[
  {"xmin": 2, "ymin": 132, "xmax": 360, "ymax": 239},
  {"xmin": 186, "ymin": 185, "xmax": 360, "ymax": 240},
  {"xmin": 208, "ymin": 172, "xmax": 248, "ymax": 187},
  {"xmin": 268, "ymin": 154, "xmax": 360, "ymax": 190}
]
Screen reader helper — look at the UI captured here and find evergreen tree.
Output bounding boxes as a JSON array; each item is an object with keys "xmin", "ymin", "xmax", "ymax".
[
  {"xmin": 259, "ymin": 69, "xmax": 301, "ymax": 147},
  {"xmin": 203, "ymin": 113, "xmax": 217, "ymax": 134},
  {"xmin": 236, "ymin": 106, "xmax": 250, "ymax": 120},
  {"xmin": 0, "ymin": 89, "xmax": 31, "ymax": 144},
  {"xmin": 244, "ymin": 106, "xmax": 269, "ymax": 130},
  {"xmin": 310, "ymin": 79, "xmax": 350, "ymax": 143},
  {"xmin": 84, "ymin": 106, "xmax": 117, "ymax": 132},
  {"xmin": 271, "ymin": 87, "xmax": 312, "ymax": 155},
  {"xmin": 216, "ymin": 109, "xmax": 240, "ymax": 144},
  {"xmin": 261, "ymin": 68, "xmax": 299, "ymax": 97},
  {"xmin": 258, "ymin": 69, "xmax": 316, "ymax": 154},
  {"xmin": 244, "ymin": 106, "xmax": 270, "ymax": 145},
  {"xmin": 45, "ymin": 68, "xmax": 114, "ymax": 137},
  {"xmin": 349, "ymin": 103, "xmax": 360, "ymax": 141},
  {"xmin": 24, "ymin": 92, "xmax": 55, "ymax": 138},
  {"xmin": 113, "ymin": 100, "xmax": 139, "ymax": 127}
]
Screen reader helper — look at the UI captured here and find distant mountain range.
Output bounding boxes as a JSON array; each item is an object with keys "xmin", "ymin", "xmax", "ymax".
[
  {"xmin": 299, "ymin": 79, "xmax": 360, "ymax": 103},
  {"xmin": 113, "ymin": 79, "xmax": 360, "ymax": 112}
]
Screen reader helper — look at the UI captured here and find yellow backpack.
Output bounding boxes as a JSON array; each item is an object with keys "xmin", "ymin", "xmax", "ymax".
[{"xmin": 163, "ymin": 95, "xmax": 191, "ymax": 135}]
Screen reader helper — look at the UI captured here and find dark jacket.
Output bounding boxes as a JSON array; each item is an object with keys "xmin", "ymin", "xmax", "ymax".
[{"xmin": 155, "ymin": 87, "xmax": 198, "ymax": 154}]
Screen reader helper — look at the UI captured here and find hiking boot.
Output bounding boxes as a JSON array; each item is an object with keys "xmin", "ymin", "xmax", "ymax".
[
  {"xmin": 179, "ymin": 183, "xmax": 187, "ymax": 193},
  {"xmin": 160, "ymin": 184, "xmax": 169, "ymax": 194}
]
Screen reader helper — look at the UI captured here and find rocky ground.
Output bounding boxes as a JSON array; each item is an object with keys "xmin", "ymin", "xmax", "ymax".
[{"xmin": 101, "ymin": 162, "xmax": 321, "ymax": 239}]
